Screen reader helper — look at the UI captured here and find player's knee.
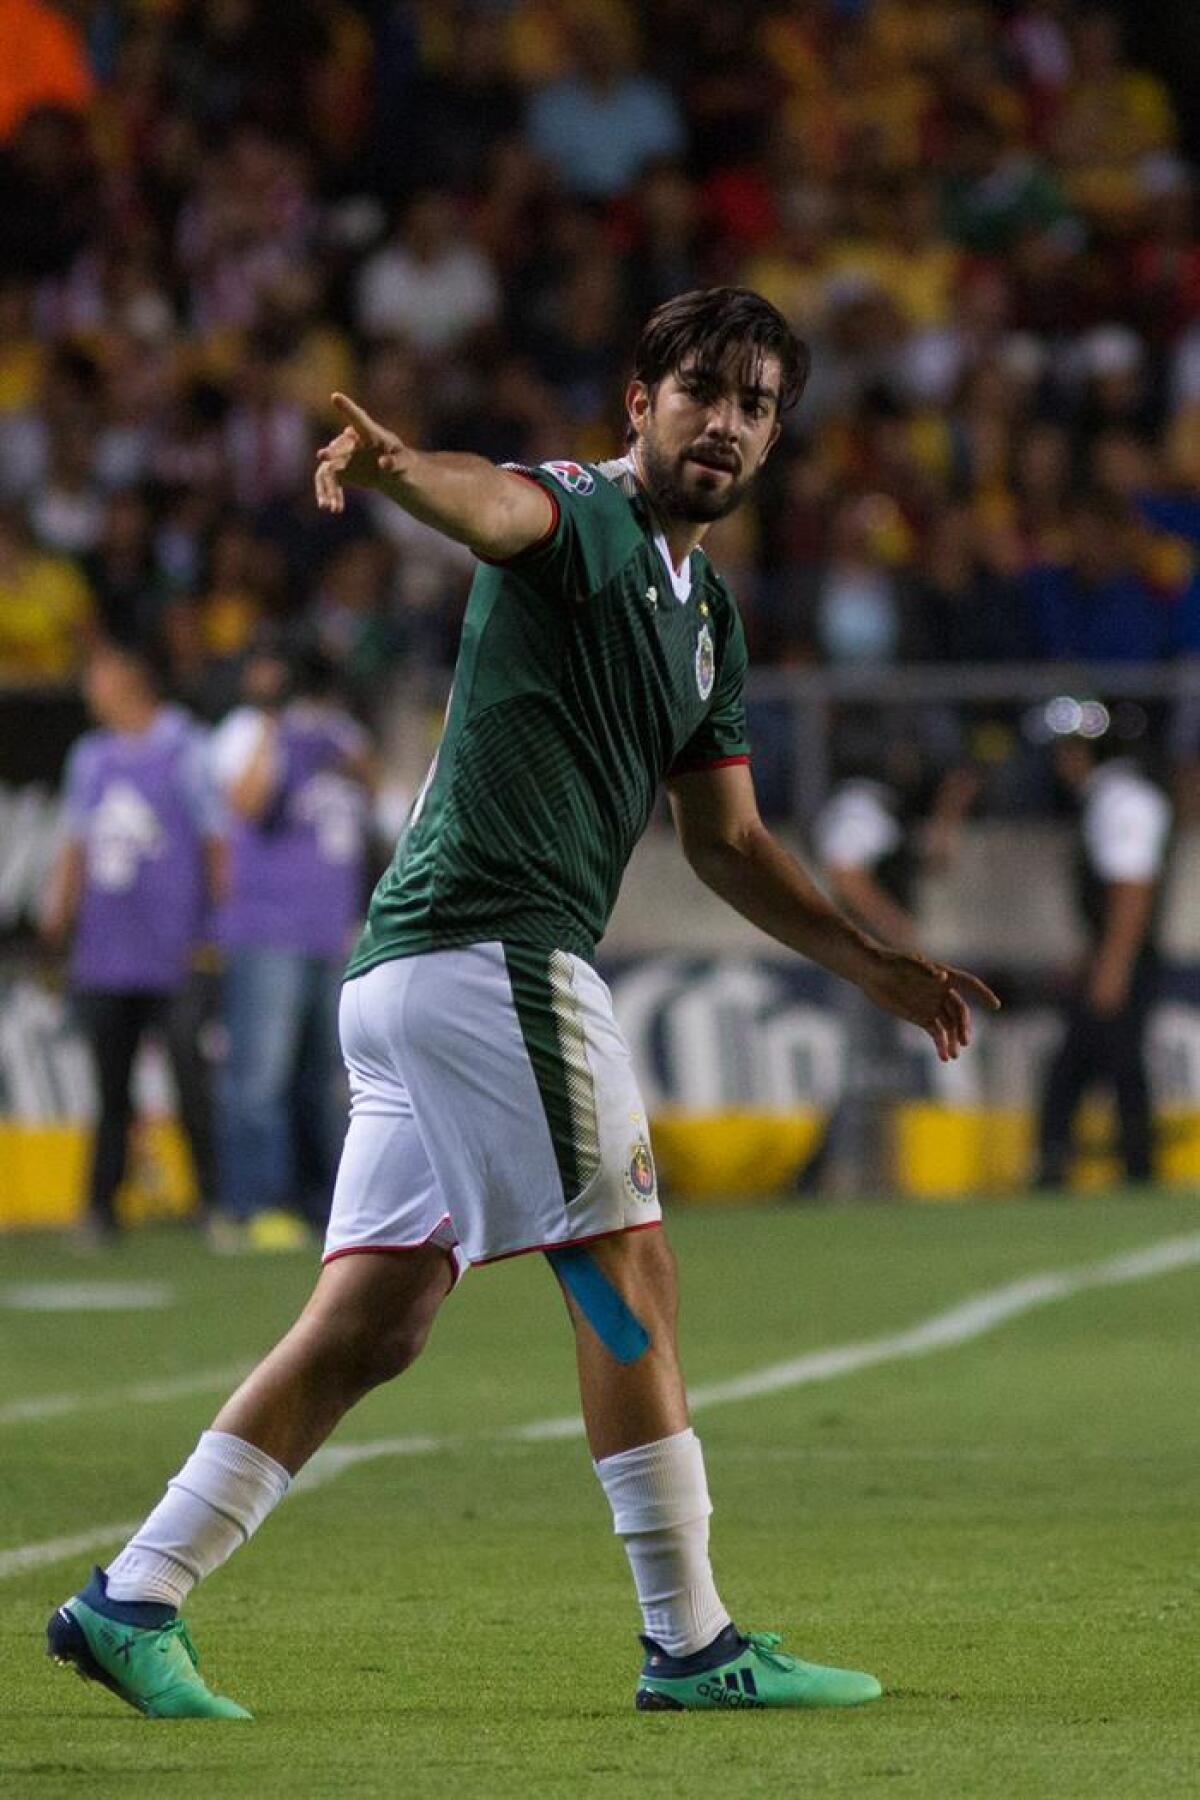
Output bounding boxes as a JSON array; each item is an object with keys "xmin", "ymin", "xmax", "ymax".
[
  {"xmin": 306, "ymin": 1287, "xmax": 441, "ymax": 1393},
  {"xmin": 363, "ymin": 1316, "xmax": 432, "ymax": 1386},
  {"xmin": 331, "ymin": 1310, "xmax": 433, "ymax": 1392}
]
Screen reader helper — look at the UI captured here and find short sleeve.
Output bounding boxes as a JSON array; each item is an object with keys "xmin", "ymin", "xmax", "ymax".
[
  {"xmin": 489, "ymin": 461, "xmax": 637, "ymax": 598},
  {"xmin": 667, "ymin": 604, "xmax": 751, "ymax": 776},
  {"xmin": 180, "ymin": 727, "xmax": 223, "ymax": 835},
  {"xmin": 329, "ymin": 711, "xmax": 369, "ymax": 761},
  {"xmin": 1084, "ymin": 775, "xmax": 1171, "ymax": 882},
  {"xmin": 209, "ymin": 708, "xmax": 278, "ymax": 796},
  {"xmin": 814, "ymin": 783, "xmax": 902, "ymax": 871},
  {"xmin": 59, "ymin": 736, "xmax": 97, "ymax": 833}
]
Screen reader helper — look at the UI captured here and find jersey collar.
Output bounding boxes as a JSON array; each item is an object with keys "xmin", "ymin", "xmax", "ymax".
[{"xmin": 598, "ymin": 453, "xmax": 694, "ymax": 603}]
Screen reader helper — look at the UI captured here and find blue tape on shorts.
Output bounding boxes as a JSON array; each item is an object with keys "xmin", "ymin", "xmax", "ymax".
[{"xmin": 547, "ymin": 1246, "xmax": 651, "ymax": 1364}]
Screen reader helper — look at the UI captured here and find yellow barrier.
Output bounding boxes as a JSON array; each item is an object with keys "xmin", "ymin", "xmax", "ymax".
[
  {"xmin": 651, "ymin": 1109, "xmax": 824, "ymax": 1201},
  {"xmin": 2, "ymin": 1104, "xmax": 1197, "ymax": 1227},
  {"xmin": 0, "ymin": 1120, "xmax": 197, "ymax": 1230},
  {"xmin": 893, "ymin": 1101, "xmax": 1200, "ymax": 1197}
]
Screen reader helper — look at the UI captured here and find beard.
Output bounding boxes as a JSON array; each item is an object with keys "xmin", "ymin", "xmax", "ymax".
[{"xmin": 636, "ymin": 430, "xmax": 752, "ymax": 523}]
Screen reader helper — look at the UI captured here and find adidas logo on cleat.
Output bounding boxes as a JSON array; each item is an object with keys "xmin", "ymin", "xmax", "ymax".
[{"xmin": 695, "ymin": 1670, "xmax": 764, "ymax": 1708}]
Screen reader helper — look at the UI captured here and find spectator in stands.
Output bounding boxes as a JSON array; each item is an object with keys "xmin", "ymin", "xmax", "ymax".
[
  {"xmin": 82, "ymin": 489, "xmax": 173, "ymax": 651},
  {"xmin": 27, "ymin": 418, "xmax": 104, "ymax": 558},
  {"xmin": 1025, "ymin": 490, "xmax": 1200, "ymax": 661},
  {"xmin": 941, "ymin": 107, "xmax": 1072, "ymax": 255},
  {"xmin": 0, "ymin": 1, "xmax": 93, "ymax": 145},
  {"xmin": 209, "ymin": 642, "xmax": 373, "ymax": 1249},
  {"xmin": 1036, "ymin": 722, "xmax": 1172, "ymax": 1188},
  {"xmin": 525, "ymin": 5, "xmax": 685, "ymax": 201},
  {"xmin": 0, "ymin": 0, "xmax": 1195, "ymax": 773},
  {"xmin": 0, "ymin": 105, "xmax": 99, "ymax": 284},
  {"xmin": 354, "ymin": 188, "xmax": 499, "ymax": 357},
  {"xmin": 913, "ymin": 505, "xmax": 1034, "ymax": 664},
  {"xmin": 396, "ymin": 7, "xmax": 522, "ymax": 200},
  {"xmin": 0, "ymin": 501, "xmax": 94, "ymax": 681},
  {"xmin": 795, "ymin": 493, "xmax": 917, "ymax": 667},
  {"xmin": 40, "ymin": 642, "xmax": 220, "ymax": 1245}
]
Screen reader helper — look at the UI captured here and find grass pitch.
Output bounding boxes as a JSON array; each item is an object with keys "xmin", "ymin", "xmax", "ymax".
[{"xmin": 1, "ymin": 1193, "xmax": 1198, "ymax": 1797}]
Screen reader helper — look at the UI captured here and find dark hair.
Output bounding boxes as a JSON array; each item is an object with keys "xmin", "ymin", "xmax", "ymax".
[
  {"xmin": 89, "ymin": 637, "xmax": 171, "ymax": 695},
  {"xmin": 632, "ymin": 287, "xmax": 810, "ymax": 417}
]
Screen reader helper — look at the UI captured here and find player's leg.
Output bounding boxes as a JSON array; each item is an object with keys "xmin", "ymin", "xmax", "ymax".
[
  {"xmin": 1036, "ymin": 997, "xmax": 1094, "ymax": 1187},
  {"xmin": 47, "ymin": 1244, "xmax": 452, "ymax": 1718},
  {"xmin": 1100, "ymin": 993, "xmax": 1155, "ymax": 1184},
  {"xmin": 218, "ymin": 947, "xmax": 304, "ymax": 1228},
  {"xmin": 562, "ymin": 1221, "xmax": 688, "ymax": 1460},
  {"xmin": 562, "ymin": 1224, "xmax": 882, "ymax": 1710},
  {"xmin": 396, "ymin": 946, "xmax": 881, "ymax": 1711},
  {"xmin": 49, "ymin": 972, "xmax": 457, "ymax": 1717},
  {"xmin": 287, "ymin": 955, "xmax": 347, "ymax": 1228},
  {"xmin": 75, "ymin": 989, "xmax": 146, "ymax": 1239},
  {"xmin": 161, "ymin": 977, "xmax": 218, "ymax": 1218},
  {"xmin": 209, "ymin": 1241, "xmax": 451, "ymax": 1467}
]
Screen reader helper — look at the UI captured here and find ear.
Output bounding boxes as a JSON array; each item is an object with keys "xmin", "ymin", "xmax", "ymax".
[
  {"xmin": 626, "ymin": 378, "xmax": 650, "ymax": 438},
  {"xmin": 758, "ymin": 420, "xmax": 782, "ymax": 468}
]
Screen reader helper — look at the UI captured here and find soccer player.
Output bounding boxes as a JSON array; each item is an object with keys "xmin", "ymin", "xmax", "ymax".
[{"xmin": 49, "ymin": 288, "xmax": 999, "ymax": 1718}]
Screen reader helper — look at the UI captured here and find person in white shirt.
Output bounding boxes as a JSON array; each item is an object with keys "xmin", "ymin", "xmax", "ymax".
[
  {"xmin": 807, "ymin": 746, "xmax": 979, "ymax": 1193},
  {"xmin": 1036, "ymin": 732, "xmax": 1172, "ymax": 1188}
]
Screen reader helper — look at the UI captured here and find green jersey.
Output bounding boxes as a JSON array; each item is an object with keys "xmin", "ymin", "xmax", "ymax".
[{"xmin": 346, "ymin": 455, "xmax": 750, "ymax": 975}]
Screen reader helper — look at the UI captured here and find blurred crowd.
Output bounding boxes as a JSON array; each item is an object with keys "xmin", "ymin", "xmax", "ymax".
[{"xmin": 2, "ymin": 0, "xmax": 1200, "ymax": 761}]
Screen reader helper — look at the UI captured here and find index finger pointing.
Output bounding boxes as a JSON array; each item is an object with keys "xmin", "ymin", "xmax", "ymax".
[
  {"xmin": 331, "ymin": 392, "xmax": 386, "ymax": 444},
  {"xmin": 945, "ymin": 967, "xmax": 1002, "ymax": 1011}
]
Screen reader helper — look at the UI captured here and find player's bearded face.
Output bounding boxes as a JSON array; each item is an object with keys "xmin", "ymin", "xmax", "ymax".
[{"xmin": 633, "ymin": 359, "xmax": 781, "ymax": 523}]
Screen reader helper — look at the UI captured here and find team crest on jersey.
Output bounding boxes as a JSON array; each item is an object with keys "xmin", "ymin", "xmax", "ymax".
[
  {"xmin": 624, "ymin": 1138, "xmax": 657, "ymax": 1205},
  {"xmin": 541, "ymin": 459, "xmax": 595, "ymax": 496},
  {"xmin": 695, "ymin": 622, "xmax": 715, "ymax": 700}
]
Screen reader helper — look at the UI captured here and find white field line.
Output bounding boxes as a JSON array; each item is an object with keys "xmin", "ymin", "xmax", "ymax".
[
  {"xmin": 4, "ymin": 1230, "xmax": 1199, "ymax": 1582},
  {"xmin": 0, "ymin": 1364, "xmax": 253, "ymax": 1428}
]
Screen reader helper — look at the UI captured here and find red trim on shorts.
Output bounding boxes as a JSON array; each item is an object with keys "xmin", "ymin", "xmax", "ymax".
[
  {"xmin": 666, "ymin": 753, "xmax": 751, "ymax": 779},
  {"xmin": 472, "ymin": 1218, "xmax": 662, "ymax": 1268},
  {"xmin": 323, "ymin": 1224, "xmax": 460, "ymax": 1284},
  {"xmin": 475, "ymin": 471, "xmax": 560, "ymax": 565}
]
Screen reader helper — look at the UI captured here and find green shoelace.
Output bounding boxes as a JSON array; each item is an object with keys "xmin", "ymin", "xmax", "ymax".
[{"xmin": 743, "ymin": 1631, "xmax": 798, "ymax": 1672}]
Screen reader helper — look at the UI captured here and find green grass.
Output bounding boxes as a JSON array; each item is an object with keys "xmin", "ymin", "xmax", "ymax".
[{"xmin": 2, "ymin": 1193, "xmax": 1198, "ymax": 1797}]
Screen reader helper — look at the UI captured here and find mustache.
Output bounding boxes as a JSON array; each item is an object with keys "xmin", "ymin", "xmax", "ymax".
[{"xmin": 684, "ymin": 444, "xmax": 740, "ymax": 474}]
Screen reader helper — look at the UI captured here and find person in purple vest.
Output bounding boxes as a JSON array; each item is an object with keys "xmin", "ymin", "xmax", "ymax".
[
  {"xmin": 210, "ymin": 642, "xmax": 373, "ymax": 1248},
  {"xmin": 41, "ymin": 642, "xmax": 222, "ymax": 1246}
]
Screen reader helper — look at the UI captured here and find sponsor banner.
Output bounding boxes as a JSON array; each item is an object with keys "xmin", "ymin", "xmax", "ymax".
[
  {"xmin": 600, "ymin": 955, "xmax": 1200, "ymax": 1114},
  {"xmin": 4, "ymin": 954, "xmax": 1200, "ymax": 1220},
  {"xmin": 4, "ymin": 955, "xmax": 1200, "ymax": 1126}
]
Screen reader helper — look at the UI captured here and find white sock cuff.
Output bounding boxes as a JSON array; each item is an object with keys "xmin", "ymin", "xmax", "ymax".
[
  {"xmin": 594, "ymin": 1428, "xmax": 712, "ymax": 1536},
  {"xmin": 167, "ymin": 1430, "xmax": 291, "ymax": 1535}
]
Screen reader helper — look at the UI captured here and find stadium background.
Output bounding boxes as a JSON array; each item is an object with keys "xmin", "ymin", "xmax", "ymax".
[{"xmin": 3, "ymin": 0, "xmax": 1200, "ymax": 1224}]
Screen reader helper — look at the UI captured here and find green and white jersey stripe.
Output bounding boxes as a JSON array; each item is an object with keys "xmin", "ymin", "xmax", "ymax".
[{"xmin": 504, "ymin": 943, "xmax": 602, "ymax": 1201}]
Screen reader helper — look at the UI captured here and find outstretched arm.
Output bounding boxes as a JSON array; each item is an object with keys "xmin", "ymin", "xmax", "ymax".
[
  {"xmin": 667, "ymin": 761, "xmax": 1000, "ymax": 1061},
  {"xmin": 314, "ymin": 393, "xmax": 555, "ymax": 561}
]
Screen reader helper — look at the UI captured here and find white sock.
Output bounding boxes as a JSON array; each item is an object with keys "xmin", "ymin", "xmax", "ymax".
[
  {"xmin": 595, "ymin": 1427, "xmax": 731, "ymax": 1658},
  {"xmin": 105, "ymin": 1430, "xmax": 290, "ymax": 1608}
]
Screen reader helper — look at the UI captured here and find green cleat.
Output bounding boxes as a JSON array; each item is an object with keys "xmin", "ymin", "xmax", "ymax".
[
  {"xmin": 636, "ymin": 1623, "xmax": 883, "ymax": 1711},
  {"xmin": 47, "ymin": 1568, "xmax": 251, "ymax": 1719}
]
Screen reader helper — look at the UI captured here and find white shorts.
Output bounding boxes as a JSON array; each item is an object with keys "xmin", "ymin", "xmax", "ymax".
[{"xmin": 324, "ymin": 942, "xmax": 661, "ymax": 1273}]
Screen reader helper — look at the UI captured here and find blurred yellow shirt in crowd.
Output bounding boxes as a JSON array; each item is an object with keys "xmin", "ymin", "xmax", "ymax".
[
  {"xmin": 0, "ymin": 550, "xmax": 94, "ymax": 680},
  {"xmin": 825, "ymin": 240, "xmax": 960, "ymax": 329}
]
